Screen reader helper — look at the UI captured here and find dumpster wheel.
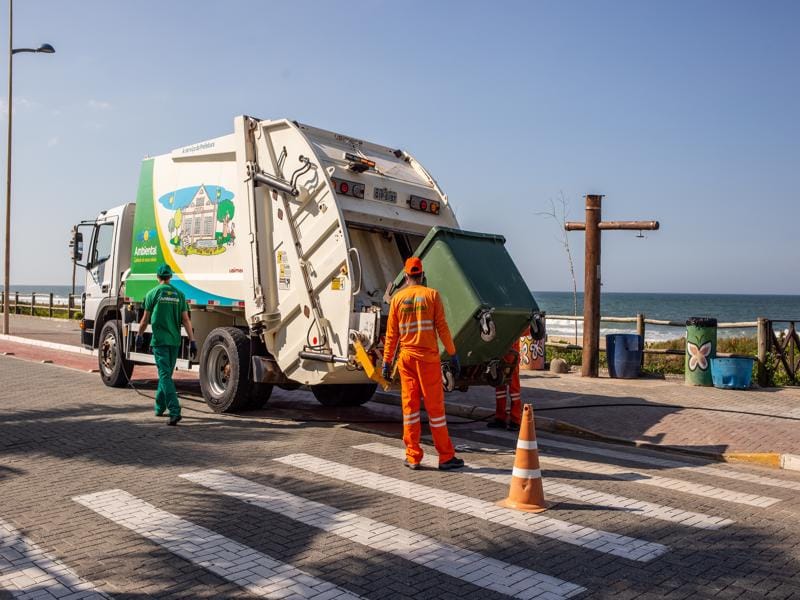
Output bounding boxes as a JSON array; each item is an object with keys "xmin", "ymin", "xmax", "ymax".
[
  {"xmin": 477, "ymin": 309, "xmax": 496, "ymax": 342},
  {"xmin": 484, "ymin": 359, "xmax": 504, "ymax": 387}
]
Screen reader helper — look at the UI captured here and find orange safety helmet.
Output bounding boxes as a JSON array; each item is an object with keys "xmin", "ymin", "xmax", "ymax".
[{"xmin": 404, "ymin": 257, "xmax": 423, "ymax": 276}]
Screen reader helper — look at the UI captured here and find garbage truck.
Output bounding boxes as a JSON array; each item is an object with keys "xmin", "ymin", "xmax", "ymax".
[{"xmin": 70, "ymin": 116, "xmax": 542, "ymax": 412}]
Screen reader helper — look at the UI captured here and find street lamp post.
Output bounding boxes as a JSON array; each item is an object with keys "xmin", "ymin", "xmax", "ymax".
[{"xmin": 3, "ymin": 0, "xmax": 55, "ymax": 334}]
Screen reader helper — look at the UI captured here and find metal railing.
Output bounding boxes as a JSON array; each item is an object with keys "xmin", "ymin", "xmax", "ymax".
[{"xmin": 0, "ymin": 291, "xmax": 82, "ymax": 319}]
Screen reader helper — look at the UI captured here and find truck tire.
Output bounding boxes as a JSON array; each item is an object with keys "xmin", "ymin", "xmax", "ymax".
[
  {"xmin": 311, "ymin": 383, "xmax": 377, "ymax": 407},
  {"xmin": 199, "ymin": 327, "xmax": 251, "ymax": 413},
  {"xmin": 98, "ymin": 320, "xmax": 133, "ymax": 388},
  {"xmin": 244, "ymin": 383, "xmax": 274, "ymax": 410}
]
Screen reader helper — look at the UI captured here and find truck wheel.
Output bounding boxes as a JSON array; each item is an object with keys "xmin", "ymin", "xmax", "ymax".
[
  {"xmin": 311, "ymin": 383, "xmax": 377, "ymax": 407},
  {"xmin": 244, "ymin": 383, "xmax": 274, "ymax": 410},
  {"xmin": 98, "ymin": 321, "xmax": 133, "ymax": 388},
  {"xmin": 199, "ymin": 327, "xmax": 251, "ymax": 413}
]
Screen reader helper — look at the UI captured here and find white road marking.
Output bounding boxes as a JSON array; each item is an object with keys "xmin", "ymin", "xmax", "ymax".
[
  {"xmin": 476, "ymin": 431, "xmax": 782, "ymax": 507},
  {"xmin": 274, "ymin": 453, "xmax": 668, "ymax": 562},
  {"xmin": 0, "ymin": 518, "xmax": 108, "ymax": 599},
  {"xmin": 517, "ymin": 432, "xmax": 800, "ymax": 492},
  {"xmin": 73, "ymin": 489, "xmax": 363, "ymax": 600},
  {"xmin": 183, "ymin": 469, "xmax": 585, "ymax": 600},
  {"xmin": 354, "ymin": 443, "xmax": 735, "ymax": 530}
]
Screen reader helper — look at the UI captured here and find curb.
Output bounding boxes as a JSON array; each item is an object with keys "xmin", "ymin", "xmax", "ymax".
[
  {"xmin": 373, "ymin": 391, "xmax": 800, "ymax": 472},
  {"xmin": 0, "ymin": 333, "xmax": 96, "ymax": 357}
]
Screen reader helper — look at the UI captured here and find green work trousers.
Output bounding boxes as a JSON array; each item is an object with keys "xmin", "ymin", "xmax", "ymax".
[{"xmin": 153, "ymin": 345, "xmax": 180, "ymax": 417}]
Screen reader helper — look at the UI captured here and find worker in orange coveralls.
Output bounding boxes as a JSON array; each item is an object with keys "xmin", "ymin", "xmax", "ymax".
[
  {"xmin": 488, "ymin": 339, "xmax": 522, "ymax": 431},
  {"xmin": 382, "ymin": 257, "xmax": 464, "ymax": 471}
]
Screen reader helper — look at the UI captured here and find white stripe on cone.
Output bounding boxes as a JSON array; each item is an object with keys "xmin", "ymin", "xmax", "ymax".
[
  {"xmin": 512, "ymin": 467, "xmax": 542, "ymax": 480},
  {"xmin": 517, "ymin": 440, "xmax": 538, "ymax": 450}
]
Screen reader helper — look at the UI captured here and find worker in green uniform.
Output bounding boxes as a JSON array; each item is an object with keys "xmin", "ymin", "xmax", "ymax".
[{"xmin": 136, "ymin": 264, "xmax": 196, "ymax": 426}]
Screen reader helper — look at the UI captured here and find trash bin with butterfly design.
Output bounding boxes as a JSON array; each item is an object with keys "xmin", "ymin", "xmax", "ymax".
[
  {"xmin": 519, "ymin": 314, "xmax": 547, "ymax": 371},
  {"xmin": 685, "ymin": 317, "xmax": 717, "ymax": 386}
]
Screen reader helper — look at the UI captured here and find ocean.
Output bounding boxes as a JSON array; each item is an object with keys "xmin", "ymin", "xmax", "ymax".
[
  {"xmin": 2, "ymin": 285, "xmax": 798, "ymax": 342},
  {"xmin": 534, "ymin": 291, "xmax": 800, "ymax": 342}
]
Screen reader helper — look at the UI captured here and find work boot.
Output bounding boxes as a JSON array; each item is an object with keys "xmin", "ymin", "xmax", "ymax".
[
  {"xmin": 155, "ymin": 411, "xmax": 166, "ymax": 417},
  {"xmin": 167, "ymin": 415, "xmax": 182, "ymax": 426},
  {"xmin": 486, "ymin": 418, "xmax": 506, "ymax": 429},
  {"xmin": 404, "ymin": 459, "xmax": 421, "ymax": 471},
  {"xmin": 507, "ymin": 421, "xmax": 520, "ymax": 432},
  {"xmin": 439, "ymin": 457, "xmax": 465, "ymax": 471}
]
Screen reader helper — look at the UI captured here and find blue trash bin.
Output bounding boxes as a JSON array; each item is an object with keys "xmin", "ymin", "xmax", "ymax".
[
  {"xmin": 606, "ymin": 334, "xmax": 643, "ymax": 379},
  {"xmin": 710, "ymin": 357, "xmax": 754, "ymax": 389}
]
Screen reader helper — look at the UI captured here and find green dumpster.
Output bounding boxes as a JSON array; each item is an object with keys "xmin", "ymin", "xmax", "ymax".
[
  {"xmin": 394, "ymin": 227, "xmax": 539, "ymax": 374},
  {"xmin": 685, "ymin": 317, "xmax": 717, "ymax": 386}
]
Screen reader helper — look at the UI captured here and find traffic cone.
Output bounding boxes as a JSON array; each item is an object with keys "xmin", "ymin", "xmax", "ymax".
[{"xmin": 498, "ymin": 403, "xmax": 549, "ymax": 512}]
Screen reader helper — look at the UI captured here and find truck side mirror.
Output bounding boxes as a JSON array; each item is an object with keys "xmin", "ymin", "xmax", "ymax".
[{"xmin": 70, "ymin": 230, "xmax": 84, "ymax": 262}]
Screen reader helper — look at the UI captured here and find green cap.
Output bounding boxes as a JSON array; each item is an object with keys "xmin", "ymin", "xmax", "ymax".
[{"xmin": 156, "ymin": 263, "xmax": 173, "ymax": 278}]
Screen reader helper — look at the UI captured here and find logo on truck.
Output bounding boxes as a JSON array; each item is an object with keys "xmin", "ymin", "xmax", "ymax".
[{"xmin": 157, "ymin": 184, "xmax": 237, "ymax": 257}]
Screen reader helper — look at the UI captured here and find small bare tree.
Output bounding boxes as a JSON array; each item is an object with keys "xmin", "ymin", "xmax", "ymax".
[{"xmin": 537, "ymin": 193, "xmax": 579, "ymax": 344}]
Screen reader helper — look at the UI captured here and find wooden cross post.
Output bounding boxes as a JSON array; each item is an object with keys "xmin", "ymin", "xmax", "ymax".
[{"xmin": 565, "ymin": 195, "xmax": 659, "ymax": 377}]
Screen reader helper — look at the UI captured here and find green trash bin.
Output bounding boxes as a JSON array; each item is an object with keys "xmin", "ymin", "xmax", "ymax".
[
  {"xmin": 685, "ymin": 317, "xmax": 717, "ymax": 386},
  {"xmin": 393, "ymin": 227, "xmax": 539, "ymax": 382}
]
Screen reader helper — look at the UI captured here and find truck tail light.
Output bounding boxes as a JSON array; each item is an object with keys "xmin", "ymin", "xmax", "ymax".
[
  {"xmin": 408, "ymin": 195, "xmax": 441, "ymax": 215},
  {"xmin": 331, "ymin": 177, "xmax": 365, "ymax": 199}
]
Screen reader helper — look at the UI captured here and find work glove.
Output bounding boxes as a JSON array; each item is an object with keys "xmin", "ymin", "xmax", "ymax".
[
  {"xmin": 449, "ymin": 354, "xmax": 461, "ymax": 378},
  {"xmin": 135, "ymin": 334, "xmax": 144, "ymax": 352},
  {"xmin": 189, "ymin": 341, "xmax": 198, "ymax": 361},
  {"xmin": 381, "ymin": 362, "xmax": 392, "ymax": 382}
]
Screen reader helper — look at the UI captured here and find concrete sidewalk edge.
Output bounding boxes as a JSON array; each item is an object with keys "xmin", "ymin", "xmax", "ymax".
[
  {"xmin": 373, "ymin": 391, "xmax": 800, "ymax": 472},
  {"xmin": 0, "ymin": 333, "xmax": 97, "ymax": 357}
]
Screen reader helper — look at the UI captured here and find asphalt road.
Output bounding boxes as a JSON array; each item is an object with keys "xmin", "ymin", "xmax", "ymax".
[{"xmin": 2, "ymin": 356, "xmax": 800, "ymax": 599}]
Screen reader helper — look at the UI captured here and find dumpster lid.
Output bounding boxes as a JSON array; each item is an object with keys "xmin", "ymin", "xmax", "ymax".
[
  {"xmin": 392, "ymin": 227, "xmax": 508, "ymax": 289},
  {"xmin": 416, "ymin": 226, "xmax": 507, "ymax": 249},
  {"xmin": 686, "ymin": 317, "xmax": 717, "ymax": 327}
]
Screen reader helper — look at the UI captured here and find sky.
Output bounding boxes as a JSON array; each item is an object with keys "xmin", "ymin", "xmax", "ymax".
[{"xmin": 0, "ymin": 0, "xmax": 798, "ymax": 294}]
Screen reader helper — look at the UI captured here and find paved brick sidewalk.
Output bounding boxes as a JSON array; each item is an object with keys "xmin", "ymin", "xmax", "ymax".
[
  {"xmin": 3, "ymin": 356, "xmax": 800, "ymax": 599},
  {"xmin": 450, "ymin": 371, "xmax": 800, "ymax": 456}
]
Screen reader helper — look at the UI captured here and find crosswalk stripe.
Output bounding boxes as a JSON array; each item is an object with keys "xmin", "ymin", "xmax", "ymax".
[
  {"xmin": 182, "ymin": 469, "xmax": 585, "ymax": 599},
  {"xmin": 274, "ymin": 453, "xmax": 668, "ymax": 562},
  {"xmin": 476, "ymin": 430, "xmax": 782, "ymax": 507},
  {"xmin": 536, "ymin": 435, "xmax": 800, "ymax": 492},
  {"xmin": 354, "ymin": 443, "xmax": 735, "ymax": 530},
  {"xmin": 72, "ymin": 490, "xmax": 363, "ymax": 600},
  {"xmin": 0, "ymin": 518, "xmax": 108, "ymax": 599}
]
